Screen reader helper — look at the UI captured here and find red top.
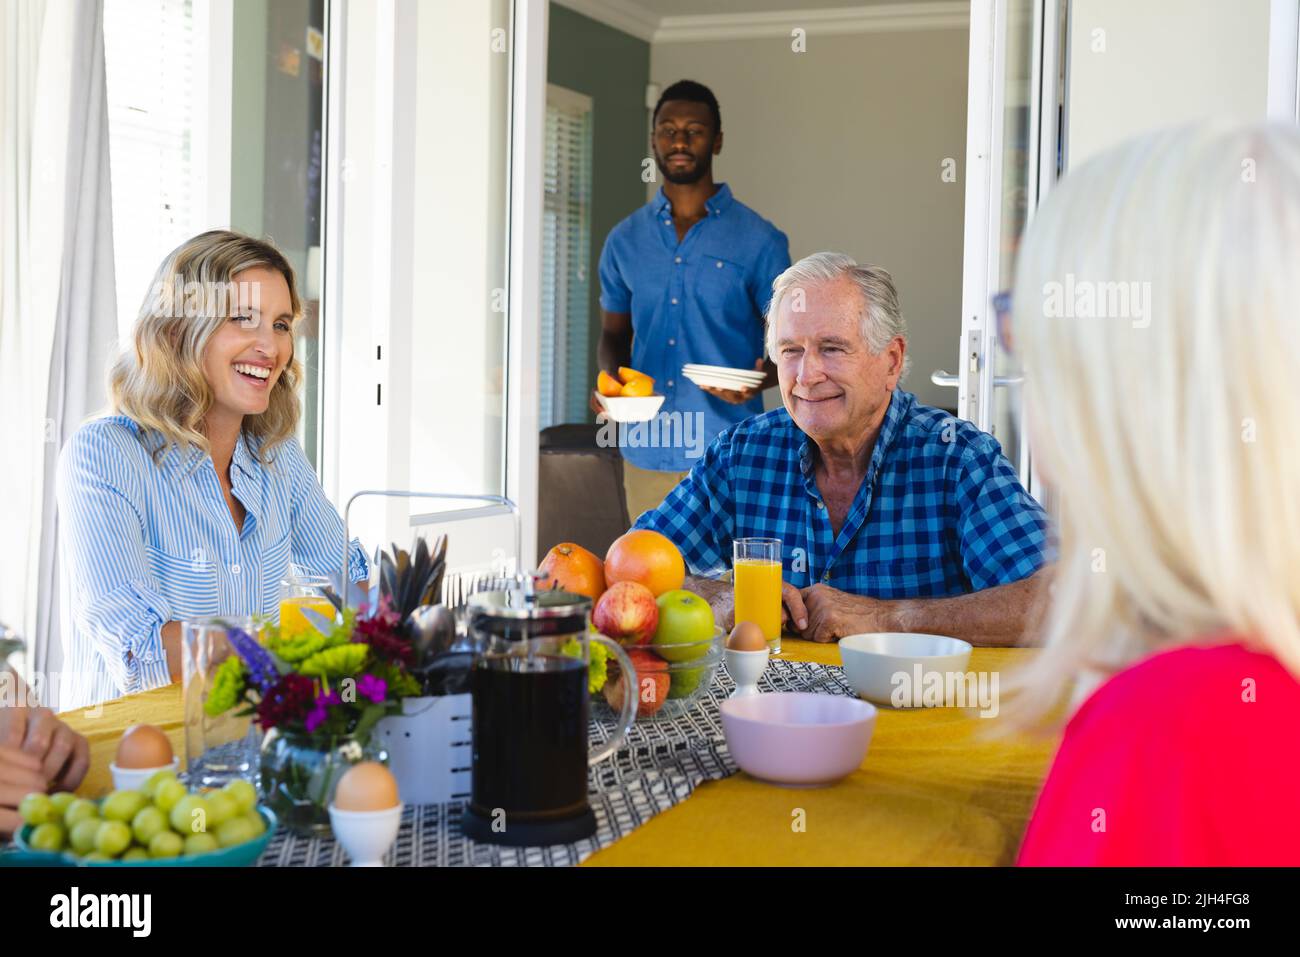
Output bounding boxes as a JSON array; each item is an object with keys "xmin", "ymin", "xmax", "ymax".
[{"xmin": 1018, "ymin": 639, "xmax": 1300, "ymax": 866}]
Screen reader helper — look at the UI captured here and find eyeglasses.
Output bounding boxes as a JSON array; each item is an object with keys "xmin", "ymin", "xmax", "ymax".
[{"xmin": 991, "ymin": 289, "xmax": 1015, "ymax": 356}]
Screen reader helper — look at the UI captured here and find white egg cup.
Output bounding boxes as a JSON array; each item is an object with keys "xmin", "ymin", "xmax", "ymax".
[
  {"xmin": 110, "ymin": 757, "xmax": 180, "ymax": 791},
  {"xmin": 725, "ymin": 647, "xmax": 770, "ymax": 698},
  {"xmin": 328, "ymin": 804, "xmax": 403, "ymax": 867}
]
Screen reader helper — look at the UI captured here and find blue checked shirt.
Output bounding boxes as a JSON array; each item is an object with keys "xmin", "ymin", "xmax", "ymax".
[
  {"xmin": 598, "ymin": 183, "xmax": 790, "ymax": 472},
  {"xmin": 634, "ymin": 390, "xmax": 1051, "ymax": 598},
  {"xmin": 56, "ymin": 415, "xmax": 368, "ymax": 710}
]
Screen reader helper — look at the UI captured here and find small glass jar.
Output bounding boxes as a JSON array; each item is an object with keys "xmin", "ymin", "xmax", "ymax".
[{"xmin": 259, "ymin": 730, "xmax": 389, "ymax": 836}]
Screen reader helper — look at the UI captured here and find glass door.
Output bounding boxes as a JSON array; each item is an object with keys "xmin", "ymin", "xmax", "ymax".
[{"xmin": 936, "ymin": 0, "xmax": 1066, "ymax": 497}]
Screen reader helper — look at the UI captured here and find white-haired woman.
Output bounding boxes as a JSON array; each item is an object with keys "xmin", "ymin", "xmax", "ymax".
[
  {"xmin": 1011, "ymin": 123, "xmax": 1300, "ymax": 865},
  {"xmin": 55, "ymin": 231, "xmax": 367, "ymax": 711}
]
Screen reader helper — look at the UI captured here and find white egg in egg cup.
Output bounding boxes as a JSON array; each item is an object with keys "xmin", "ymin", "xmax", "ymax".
[
  {"xmin": 329, "ymin": 803, "xmax": 403, "ymax": 866},
  {"xmin": 110, "ymin": 757, "xmax": 181, "ymax": 792}
]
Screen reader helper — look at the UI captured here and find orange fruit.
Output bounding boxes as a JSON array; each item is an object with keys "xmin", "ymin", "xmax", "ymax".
[
  {"xmin": 605, "ymin": 529, "xmax": 685, "ymax": 597},
  {"xmin": 539, "ymin": 542, "xmax": 606, "ymax": 602},
  {"xmin": 597, "ymin": 370, "xmax": 623, "ymax": 397},
  {"xmin": 620, "ymin": 376, "xmax": 654, "ymax": 398},
  {"xmin": 619, "ymin": 367, "xmax": 655, "ymax": 389}
]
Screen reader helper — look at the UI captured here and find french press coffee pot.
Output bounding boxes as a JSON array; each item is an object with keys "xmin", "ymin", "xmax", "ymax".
[{"xmin": 460, "ymin": 584, "xmax": 637, "ymax": 846}]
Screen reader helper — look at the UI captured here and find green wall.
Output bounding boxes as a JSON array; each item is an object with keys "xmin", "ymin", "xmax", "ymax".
[{"xmin": 547, "ymin": 3, "xmax": 651, "ymax": 422}]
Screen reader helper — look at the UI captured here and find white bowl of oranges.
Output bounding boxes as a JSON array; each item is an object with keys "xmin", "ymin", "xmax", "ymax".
[{"xmin": 594, "ymin": 367, "xmax": 664, "ymax": 422}]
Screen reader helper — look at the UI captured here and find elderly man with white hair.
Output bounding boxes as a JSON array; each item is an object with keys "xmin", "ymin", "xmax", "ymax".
[{"xmin": 633, "ymin": 251, "xmax": 1052, "ymax": 644}]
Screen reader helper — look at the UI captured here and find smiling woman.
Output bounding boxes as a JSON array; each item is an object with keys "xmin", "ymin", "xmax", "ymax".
[{"xmin": 55, "ymin": 231, "xmax": 368, "ymax": 712}]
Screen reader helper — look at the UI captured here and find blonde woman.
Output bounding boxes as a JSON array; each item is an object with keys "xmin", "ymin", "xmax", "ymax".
[
  {"xmin": 1010, "ymin": 123, "xmax": 1300, "ymax": 865},
  {"xmin": 56, "ymin": 231, "xmax": 367, "ymax": 711}
]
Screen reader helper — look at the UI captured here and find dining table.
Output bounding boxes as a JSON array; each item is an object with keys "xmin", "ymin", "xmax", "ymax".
[{"xmin": 60, "ymin": 639, "xmax": 1061, "ymax": 866}]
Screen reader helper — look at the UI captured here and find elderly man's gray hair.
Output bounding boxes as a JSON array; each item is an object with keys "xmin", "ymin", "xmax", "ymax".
[{"xmin": 765, "ymin": 251, "xmax": 910, "ymax": 381}]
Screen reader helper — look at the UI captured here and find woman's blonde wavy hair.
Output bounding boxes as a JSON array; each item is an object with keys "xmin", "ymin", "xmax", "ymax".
[
  {"xmin": 1003, "ymin": 121, "xmax": 1300, "ymax": 729},
  {"xmin": 108, "ymin": 230, "xmax": 303, "ymax": 467}
]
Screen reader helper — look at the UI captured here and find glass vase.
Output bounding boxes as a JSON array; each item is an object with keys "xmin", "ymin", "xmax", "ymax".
[{"xmin": 260, "ymin": 730, "xmax": 388, "ymax": 836}]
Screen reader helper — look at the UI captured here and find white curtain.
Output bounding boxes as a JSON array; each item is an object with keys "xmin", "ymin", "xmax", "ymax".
[{"xmin": 0, "ymin": 0, "xmax": 117, "ymax": 706}]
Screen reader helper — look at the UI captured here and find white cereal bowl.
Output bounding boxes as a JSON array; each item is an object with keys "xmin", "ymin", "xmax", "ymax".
[
  {"xmin": 720, "ymin": 692, "xmax": 876, "ymax": 787},
  {"xmin": 838, "ymin": 632, "xmax": 973, "ymax": 707}
]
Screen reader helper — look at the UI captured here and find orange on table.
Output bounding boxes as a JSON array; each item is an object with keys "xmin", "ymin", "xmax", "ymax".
[
  {"xmin": 539, "ymin": 542, "xmax": 606, "ymax": 602},
  {"xmin": 597, "ymin": 370, "xmax": 624, "ymax": 397},
  {"xmin": 605, "ymin": 529, "xmax": 685, "ymax": 597},
  {"xmin": 620, "ymin": 376, "xmax": 654, "ymax": 398}
]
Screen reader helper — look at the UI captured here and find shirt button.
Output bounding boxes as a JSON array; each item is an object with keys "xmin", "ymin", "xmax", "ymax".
[
  {"xmin": 668, "ymin": 338, "xmax": 676, "ymax": 346},
  {"xmin": 664, "ymin": 219, "xmax": 671, "ymax": 225},
  {"xmin": 667, "ymin": 379, "xmax": 674, "ymax": 387},
  {"xmin": 674, "ymin": 256, "xmax": 682, "ymax": 264},
  {"xmin": 230, "ymin": 563, "xmax": 241, "ymax": 575},
  {"xmin": 671, "ymin": 298, "xmax": 678, "ymax": 305},
  {"xmin": 716, "ymin": 261, "xmax": 724, "ymax": 268},
  {"xmin": 816, "ymin": 501, "xmax": 825, "ymax": 509}
]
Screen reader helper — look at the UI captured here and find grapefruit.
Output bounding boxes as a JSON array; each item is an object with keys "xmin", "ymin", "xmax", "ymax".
[{"xmin": 605, "ymin": 529, "xmax": 685, "ymax": 597}]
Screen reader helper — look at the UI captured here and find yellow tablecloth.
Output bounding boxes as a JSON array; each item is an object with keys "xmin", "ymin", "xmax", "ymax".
[{"xmin": 61, "ymin": 640, "xmax": 1060, "ymax": 866}]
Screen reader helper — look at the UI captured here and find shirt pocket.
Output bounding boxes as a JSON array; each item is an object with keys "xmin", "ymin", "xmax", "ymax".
[
  {"xmin": 695, "ymin": 250, "xmax": 754, "ymax": 322},
  {"xmin": 144, "ymin": 544, "xmax": 219, "ymax": 617},
  {"xmin": 856, "ymin": 559, "xmax": 957, "ymax": 600},
  {"xmin": 260, "ymin": 530, "xmax": 293, "ymax": 614}
]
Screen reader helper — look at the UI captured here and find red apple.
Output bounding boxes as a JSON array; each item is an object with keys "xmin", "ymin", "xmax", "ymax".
[
  {"xmin": 592, "ymin": 580, "xmax": 659, "ymax": 645},
  {"xmin": 602, "ymin": 647, "xmax": 670, "ymax": 718}
]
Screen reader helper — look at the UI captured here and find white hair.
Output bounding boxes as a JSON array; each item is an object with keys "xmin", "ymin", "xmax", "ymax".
[
  {"xmin": 764, "ymin": 251, "xmax": 910, "ymax": 380},
  {"xmin": 1005, "ymin": 121, "xmax": 1300, "ymax": 727}
]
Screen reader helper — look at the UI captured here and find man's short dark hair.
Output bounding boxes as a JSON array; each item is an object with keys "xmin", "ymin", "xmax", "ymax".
[{"xmin": 653, "ymin": 79, "xmax": 721, "ymax": 131}]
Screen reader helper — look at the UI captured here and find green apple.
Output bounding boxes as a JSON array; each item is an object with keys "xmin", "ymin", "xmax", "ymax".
[
  {"xmin": 668, "ymin": 664, "xmax": 707, "ymax": 699},
  {"xmin": 652, "ymin": 589, "xmax": 716, "ymax": 662}
]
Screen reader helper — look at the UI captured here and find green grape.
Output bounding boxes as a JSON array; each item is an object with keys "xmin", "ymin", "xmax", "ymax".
[
  {"xmin": 153, "ymin": 778, "xmax": 186, "ymax": 814},
  {"xmin": 205, "ymin": 791, "xmax": 237, "ymax": 828},
  {"xmin": 241, "ymin": 809, "xmax": 266, "ymax": 836},
  {"xmin": 81, "ymin": 852, "xmax": 111, "ymax": 862},
  {"xmin": 49, "ymin": 792, "xmax": 76, "ymax": 815},
  {"xmin": 69, "ymin": 818, "xmax": 101, "ymax": 855},
  {"xmin": 121, "ymin": 847, "xmax": 150, "ymax": 862},
  {"xmin": 28, "ymin": 821, "xmax": 66, "ymax": 852},
  {"xmin": 148, "ymin": 830, "xmax": 183, "ymax": 858},
  {"xmin": 19, "ymin": 792, "xmax": 53, "ymax": 826},
  {"xmin": 222, "ymin": 779, "xmax": 257, "ymax": 813},
  {"xmin": 183, "ymin": 832, "xmax": 219, "ymax": 856},
  {"xmin": 140, "ymin": 768, "xmax": 178, "ymax": 799},
  {"xmin": 215, "ymin": 815, "xmax": 257, "ymax": 848},
  {"xmin": 169, "ymin": 794, "xmax": 211, "ymax": 835},
  {"xmin": 63, "ymin": 798, "xmax": 99, "ymax": 829},
  {"xmin": 131, "ymin": 805, "xmax": 167, "ymax": 845},
  {"xmin": 94, "ymin": 820, "xmax": 132, "ymax": 857},
  {"xmin": 102, "ymin": 789, "xmax": 147, "ymax": 823}
]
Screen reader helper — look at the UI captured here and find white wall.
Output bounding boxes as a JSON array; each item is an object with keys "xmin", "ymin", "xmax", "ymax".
[
  {"xmin": 1067, "ymin": 0, "xmax": 1273, "ymax": 168},
  {"xmin": 651, "ymin": 26, "xmax": 970, "ymax": 411}
]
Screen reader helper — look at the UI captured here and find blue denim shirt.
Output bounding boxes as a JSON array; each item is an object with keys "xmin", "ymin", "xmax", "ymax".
[{"xmin": 598, "ymin": 183, "xmax": 790, "ymax": 472}]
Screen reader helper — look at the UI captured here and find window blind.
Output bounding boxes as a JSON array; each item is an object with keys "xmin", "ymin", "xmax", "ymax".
[
  {"xmin": 540, "ymin": 85, "xmax": 593, "ymax": 429},
  {"xmin": 103, "ymin": 0, "xmax": 198, "ymax": 339}
]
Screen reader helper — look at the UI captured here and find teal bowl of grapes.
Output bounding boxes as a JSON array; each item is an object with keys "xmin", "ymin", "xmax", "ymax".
[{"xmin": 5, "ymin": 804, "xmax": 276, "ymax": 868}]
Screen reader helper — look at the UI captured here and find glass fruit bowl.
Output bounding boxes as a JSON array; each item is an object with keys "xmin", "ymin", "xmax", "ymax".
[{"xmin": 592, "ymin": 627, "xmax": 725, "ymax": 722}]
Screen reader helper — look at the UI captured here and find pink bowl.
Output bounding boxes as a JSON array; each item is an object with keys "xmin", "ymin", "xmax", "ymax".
[{"xmin": 720, "ymin": 692, "xmax": 877, "ymax": 787}]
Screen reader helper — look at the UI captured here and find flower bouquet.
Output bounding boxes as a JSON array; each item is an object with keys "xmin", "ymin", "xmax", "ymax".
[{"xmin": 204, "ymin": 605, "xmax": 420, "ymax": 836}]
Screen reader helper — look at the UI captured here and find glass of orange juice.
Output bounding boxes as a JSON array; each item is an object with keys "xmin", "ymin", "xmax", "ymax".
[
  {"xmin": 733, "ymin": 538, "xmax": 782, "ymax": 654},
  {"xmin": 279, "ymin": 574, "xmax": 336, "ymax": 638}
]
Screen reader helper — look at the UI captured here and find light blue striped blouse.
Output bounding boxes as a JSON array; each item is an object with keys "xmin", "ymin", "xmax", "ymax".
[{"xmin": 55, "ymin": 415, "xmax": 368, "ymax": 710}]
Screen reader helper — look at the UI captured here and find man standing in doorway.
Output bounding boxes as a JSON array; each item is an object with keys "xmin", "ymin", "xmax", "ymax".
[{"xmin": 597, "ymin": 80, "xmax": 791, "ymax": 520}]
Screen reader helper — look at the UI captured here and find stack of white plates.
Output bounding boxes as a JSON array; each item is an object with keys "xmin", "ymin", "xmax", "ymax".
[{"xmin": 682, "ymin": 364, "xmax": 766, "ymax": 391}]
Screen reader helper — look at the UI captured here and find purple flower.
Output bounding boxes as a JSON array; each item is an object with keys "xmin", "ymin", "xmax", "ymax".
[
  {"xmin": 356, "ymin": 674, "xmax": 387, "ymax": 704},
  {"xmin": 228, "ymin": 627, "xmax": 279, "ymax": 691},
  {"xmin": 304, "ymin": 689, "xmax": 342, "ymax": 734}
]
